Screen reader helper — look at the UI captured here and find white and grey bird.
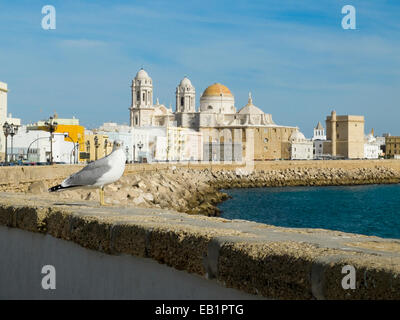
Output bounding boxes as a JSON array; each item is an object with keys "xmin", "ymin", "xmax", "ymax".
[{"xmin": 49, "ymin": 140, "xmax": 126, "ymax": 206}]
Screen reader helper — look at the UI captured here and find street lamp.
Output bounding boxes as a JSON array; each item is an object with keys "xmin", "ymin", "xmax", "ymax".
[
  {"xmin": 2, "ymin": 122, "xmax": 19, "ymax": 163},
  {"xmin": 94, "ymin": 136, "xmax": 100, "ymax": 160},
  {"xmin": 64, "ymin": 133, "xmax": 75, "ymax": 164},
  {"xmin": 44, "ymin": 116, "xmax": 58, "ymax": 164},
  {"xmin": 2, "ymin": 122, "xmax": 10, "ymax": 164},
  {"xmin": 104, "ymin": 139, "xmax": 108, "ymax": 156},
  {"xmin": 137, "ymin": 141, "xmax": 143, "ymax": 163},
  {"xmin": 10, "ymin": 124, "xmax": 19, "ymax": 162},
  {"xmin": 85, "ymin": 140, "xmax": 90, "ymax": 162}
]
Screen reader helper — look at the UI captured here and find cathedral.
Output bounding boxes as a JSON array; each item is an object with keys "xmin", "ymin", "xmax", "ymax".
[
  {"xmin": 129, "ymin": 68, "xmax": 275, "ymax": 129},
  {"xmin": 129, "ymin": 68, "xmax": 298, "ymax": 160}
]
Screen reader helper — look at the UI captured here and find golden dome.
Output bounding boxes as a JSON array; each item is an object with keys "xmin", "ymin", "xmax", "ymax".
[{"xmin": 202, "ymin": 83, "xmax": 233, "ymax": 97}]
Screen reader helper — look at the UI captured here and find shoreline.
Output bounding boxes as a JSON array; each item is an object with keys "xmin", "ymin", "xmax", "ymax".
[{"xmin": 1, "ymin": 164, "xmax": 399, "ymax": 218}]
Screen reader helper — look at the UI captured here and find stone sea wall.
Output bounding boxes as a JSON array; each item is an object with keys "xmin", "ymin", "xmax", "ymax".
[
  {"xmin": 1, "ymin": 160, "xmax": 400, "ymax": 299},
  {"xmin": 1, "ymin": 192, "xmax": 400, "ymax": 299}
]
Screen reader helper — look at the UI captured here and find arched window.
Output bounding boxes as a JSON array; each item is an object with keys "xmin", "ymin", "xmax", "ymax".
[
  {"xmin": 136, "ymin": 91, "xmax": 140, "ymax": 101},
  {"xmin": 135, "ymin": 116, "xmax": 138, "ymax": 125},
  {"xmin": 181, "ymin": 97, "xmax": 184, "ymax": 107},
  {"xmin": 208, "ymin": 105, "xmax": 213, "ymax": 110},
  {"xmin": 143, "ymin": 92, "xmax": 146, "ymax": 101}
]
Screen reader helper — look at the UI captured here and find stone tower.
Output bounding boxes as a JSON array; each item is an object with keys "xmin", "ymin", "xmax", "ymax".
[
  {"xmin": 176, "ymin": 77, "xmax": 196, "ymax": 113},
  {"xmin": 331, "ymin": 110, "xmax": 337, "ymax": 157},
  {"xmin": 129, "ymin": 69, "xmax": 154, "ymax": 127}
]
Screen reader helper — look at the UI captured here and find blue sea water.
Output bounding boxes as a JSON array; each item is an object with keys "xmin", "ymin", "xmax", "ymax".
[{"xmin": 218, "ymin": 184, "xmax": 400, "ymax": 239}]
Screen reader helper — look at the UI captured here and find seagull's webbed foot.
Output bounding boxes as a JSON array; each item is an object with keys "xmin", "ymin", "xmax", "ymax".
[{"xmin": 99, "ymin": 187, "xmax": 110, "ymax": 206}]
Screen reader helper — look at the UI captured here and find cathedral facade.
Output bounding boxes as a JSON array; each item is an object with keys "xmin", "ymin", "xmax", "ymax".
[{"xmin": 129, "ymin": 68, "xmax": 297, "ymax": 160}]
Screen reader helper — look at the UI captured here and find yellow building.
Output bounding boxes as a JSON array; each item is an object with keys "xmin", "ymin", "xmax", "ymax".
[
  {"xmin": 385, "ymin": 136, "xmax": 400, "ymax": 159},
  {"xmin": 28, "ymin": 114, "xmax": 86, "ymax": 162},
  {"xmin": 324, "ymin": 111, "xmax": 365, "ymax": 159},
  {"xmin": 83, "ymin": 133, "xmax": 113, "ymax": 162}
]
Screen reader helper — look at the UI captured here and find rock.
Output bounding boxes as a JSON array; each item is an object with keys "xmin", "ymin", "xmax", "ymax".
[
  {"xmin": 142, "ymin": 193, "xmax": 154, "ymax": 202},
  {"xmin": 138, "ymin": 181, "xmax": 147, "ymax": 189},
  {"xmin": 27, "ymin": 181, "xmax": 47, "ymax": 194},
  {"xmin": 132, "ymin": 195, "xmax": 146, "ymax": 206}
]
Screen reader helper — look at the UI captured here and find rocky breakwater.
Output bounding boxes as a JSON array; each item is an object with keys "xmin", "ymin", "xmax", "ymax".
[{"xmin": 12, "ymin": 165, "xmax": 400, "ymax": 217}]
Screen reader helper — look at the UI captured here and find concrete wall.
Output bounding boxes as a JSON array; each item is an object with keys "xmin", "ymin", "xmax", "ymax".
[{"xmin": 0, "ymin": 225, "xmax": 259, "ymax": 300}]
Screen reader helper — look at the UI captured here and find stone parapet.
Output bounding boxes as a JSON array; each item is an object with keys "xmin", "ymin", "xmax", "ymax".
[{"xmin": 0, "ymin": 193, "xmax": 399, "ymax": 299}]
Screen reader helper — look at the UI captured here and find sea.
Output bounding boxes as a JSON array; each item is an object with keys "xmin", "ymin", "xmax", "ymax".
[{"xmin": 218, "ymin": 184, "xmax": 400, "ymax": 239}]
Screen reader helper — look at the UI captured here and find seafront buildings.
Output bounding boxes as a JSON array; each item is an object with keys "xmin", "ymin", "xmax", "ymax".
[
  {"xmin": 0, "ymin": 75, "xmax": 392, "ymax": 163},
  {"xmin": 386, "ymin": 136, "xmax": 400, "ymax": 159}
]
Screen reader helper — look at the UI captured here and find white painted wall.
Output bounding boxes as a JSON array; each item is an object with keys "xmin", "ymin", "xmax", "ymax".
[
  {"xmin": 291, "ymin": 141, "xmax": 313, "ymax": 160},
  {"xmin": 10, "ymin": 126, "xmax": 75, "ymax": 163},
  {"xmin": 0, "ymin": 226, "xmax": 261, "ymax": 300}
]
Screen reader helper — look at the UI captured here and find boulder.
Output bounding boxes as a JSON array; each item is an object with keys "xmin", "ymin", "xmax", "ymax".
[{"xmin": 27, "ymin": 181, "xmax": 47, "ymax": 194}]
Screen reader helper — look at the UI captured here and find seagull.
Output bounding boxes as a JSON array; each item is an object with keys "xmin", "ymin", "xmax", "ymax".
[{"xmin": 49, "ymin": 140, "xmax": 126, "ymax": 205}]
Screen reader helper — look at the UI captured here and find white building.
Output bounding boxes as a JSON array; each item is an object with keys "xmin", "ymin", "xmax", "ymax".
[
  {"xmin": 312, "ymin": 122, "xmax": 326, "ymax": 141},
  {"xmin": 364, "ymin": 133, "xmax": 381, "ymax": 159},
  {"xmin": 312, "ymin": 121, "xmax": 326, "ymax": 159},
  {"xmin": 10, "ymin": 125, "xmax": 75, "ymax": 163},
  {"xmin": 97, "ymin": 122, "xmax": 203, "ymax": 163},
  {"xmin": 290, "ymin": 130, "xmax": 313, "ymax": 160},
  {"xmin": 128, "ymin": 69, "xmax": 275, "ymax": 130}
]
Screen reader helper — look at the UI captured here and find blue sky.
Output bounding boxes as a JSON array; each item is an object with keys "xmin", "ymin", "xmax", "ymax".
[{"xmin": 0, "ymin": 0, "xmax": 399, "ymax": 136}]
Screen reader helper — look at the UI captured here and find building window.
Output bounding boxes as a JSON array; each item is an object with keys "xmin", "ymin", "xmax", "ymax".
[
  {"xmin": 143, "ymin": 92, "xmax": 145, "ymax": 101},
  {"xmin": 208, "ymin": 105, "xmax": 213, "ymax": 110},
  {"xmin": 264, "ymin": 138, "xmax": 268, "ymax": 143},
  {"xmin": 337, "ymin": 134, "xmax": 339, "ymax": 138},
  {"xmin": 181, "ymin": 97, "xmax": 184, "ymax": 107},
  {"xmin": 137, "ymin": 92, "xmax": 140, "ymax": 101}
]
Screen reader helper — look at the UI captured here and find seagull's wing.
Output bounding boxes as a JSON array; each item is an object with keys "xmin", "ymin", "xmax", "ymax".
[{"xmin": 61, "ymin": 155, "xmax": 112, "ymax": 187}]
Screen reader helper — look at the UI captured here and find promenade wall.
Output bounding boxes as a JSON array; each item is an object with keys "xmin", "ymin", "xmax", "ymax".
[{"xmin": 0, "ymin": 160, "xmax": 400, "ymax": 299}]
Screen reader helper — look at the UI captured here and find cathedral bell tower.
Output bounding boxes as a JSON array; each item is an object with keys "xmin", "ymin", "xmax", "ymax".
[
  {"xmin": 129, "ymin": 68, "xmax": 154, "ymax": 127},
  {"xmin": 176, "ymin": 76, "xmax": 195, "ymax": 113}
]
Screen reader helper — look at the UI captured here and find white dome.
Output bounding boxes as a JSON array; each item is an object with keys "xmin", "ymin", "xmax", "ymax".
[
  {"xmin": 365, "ymin": 133, "xmax": 376, "ymax": 143},
  {"xmin": 290, "ymin": 130, "xmax": 306, "ymax": 142},
  {"xmin": 179, "ymin": 77, "xmax": 193, "ymax": 87},
  {"xmin": 238, "ymin": 93, "xmax": 264, "ymax": 115},
  {"xmin": 135, "ymin": 68, "xmax": 151, "ymax": 80}
]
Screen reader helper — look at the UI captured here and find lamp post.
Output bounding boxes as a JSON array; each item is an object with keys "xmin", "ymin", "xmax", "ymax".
[
  {"xmin": 125, "ymin": 146, "xmax": 129, "ymax": 163},
  {"xmin": 44, "ymin": 116, "xmax": 58, "ymax": 164},
  {"xmin": 75, "ymin": 142, "xmax": 79, "ymax": 163},
  {"xmin": 2, "ymin": 122, "xmax": 10, "ymax": 164},
  {"xmin": 2, "ymin": 122, "xmax": 19, "ymax": 163},
  {"xmin": 104, "ymin": 139, "xmax": 108, "ymax": 157},
  {"xmin": 137, "ymin": 141, "xmax": 143, "ymax": 163},
  {"xmin": 64, "ymin": 133, "xmax": 75, "ymax": 164},
  {"xmin": 10, "ymin": 124, "xmax": 19, "ymax": 162},
  {"xmin": 85, "ymin": 140, "xmax": 90, "ymax": 162},
  {"xmin": 94, "ymin": 136, "xmax": 99, "ymax": 160}
]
